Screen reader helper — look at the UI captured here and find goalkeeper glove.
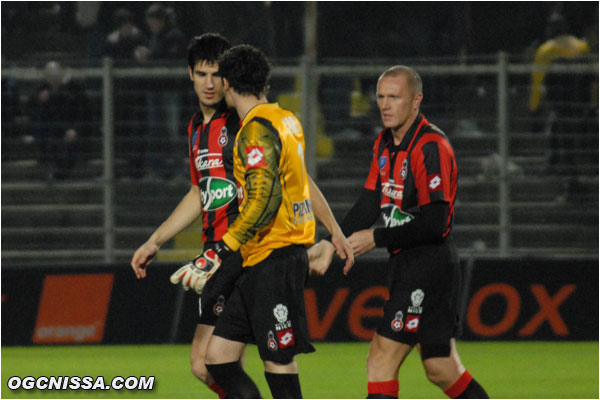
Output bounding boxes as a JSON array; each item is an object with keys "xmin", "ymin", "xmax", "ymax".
[{"xmin": 169, "ymin": 241, "xmax": 232, "ymax": 294}]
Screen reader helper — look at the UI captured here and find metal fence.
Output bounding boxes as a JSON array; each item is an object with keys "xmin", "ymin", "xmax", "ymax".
[{"xmin": 2, "ymin": 53, "xmax": 598, "ymax": 263}]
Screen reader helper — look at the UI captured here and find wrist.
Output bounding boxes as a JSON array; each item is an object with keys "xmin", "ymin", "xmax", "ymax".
[{"xmin": 213, "ymin": 240, "xmax": 233, "ymax": 261}]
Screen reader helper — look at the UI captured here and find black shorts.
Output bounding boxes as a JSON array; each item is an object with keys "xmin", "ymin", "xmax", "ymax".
[
  {"xmin": 212, "ymin": 245, "xmax": 316, "ymax": 364},
  {"xmin": 377, "ymin": 237, "xmax": 461, "ymax": 347},
  {"xmin": 197, "ymin": 250, "xmax": 243, "ymax": 326}
]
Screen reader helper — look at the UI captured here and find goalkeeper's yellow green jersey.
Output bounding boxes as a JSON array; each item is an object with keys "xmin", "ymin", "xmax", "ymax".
[{"xmin": 222, "ymin": 103, "xmax": 315, "ymax": 266}]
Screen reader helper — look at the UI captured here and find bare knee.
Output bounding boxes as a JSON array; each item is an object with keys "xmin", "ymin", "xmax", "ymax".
[
  {"xmin": 423, "ymin": 361, "xmax": 446, "ymax": 386},
  {"xmin": 190, "ymin": 353, "xmax": 211, "ymax": 384},
  {"xmin": 422, "ymin": 358, "xmax": 463, "ymax": 389},
  {"xmin": 366, "ymin": 334, "xmax": 411, "ymax": 382}
]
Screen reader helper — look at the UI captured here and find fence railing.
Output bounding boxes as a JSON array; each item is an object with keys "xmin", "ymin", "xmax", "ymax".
[{"xmin": 2, "ymin": 53, "xmax": 598, "ymax": 262}]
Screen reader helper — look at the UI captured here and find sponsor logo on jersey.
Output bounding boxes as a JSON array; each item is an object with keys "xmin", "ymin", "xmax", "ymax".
[
  {"xmin": 191, "ymin": 131, "xmax": 199, "ymax": 151},
  {"xmin": 218, "ymin": 127, "xmax": 228, "ymax": 147},
  {"xmin": 381, "ymin": 204, "xmax": 414, "ymax": 228},
  {"xmin": 199, "ymin": 177, "xmax": 237, "ymax": 211},
  {"xmin": 391, "ymin": 311, "xmax": 404, "ymax": 332},
  {"xmin": 382, "ymin": 181, "xmax": 404, "ymax": 200},
  {"xmin": 400, "ymin": 159, "xmax": 408, "ymax": 180},
  {"xmin": 408, "ymin": 289, "xmax": 424, "ymax": 314},
  {"xmin": 404, "ymin": 315, "xmax": 420, "ymax": 332},
  {"xmin": 292, "ymin": 199, "xmax": 314, "ymax": 225},
  {"xmin": 427, "ymin": 174, "xmax": 442, "ymax": 192},
  {"xmin": 213, "ymin": 295, "xmax": 225, "ymax": 316},
  {"xmin": 267, "ymin": 330, "xmax": 278, "ymax": 351},
  {"xmin": 195, "ymin": 153, "xmax": 224, "ymax": 171},
  {"xmin": 277, "ymin": 329, "xmax": 295, "ymax": 348},
  {"xmin": 378, "ymin": 156, "xmax": 387, "ymax": 170},
  {"xmin": 246, "ymin": 146, "xmax": 268, "ymax": 169}
]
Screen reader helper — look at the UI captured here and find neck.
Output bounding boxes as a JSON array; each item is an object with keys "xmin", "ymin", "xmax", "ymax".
[
  {"xmin": 391, "ymin": 113, "xmax": 419, "ymax": 145},
  {"xmin": 200, "ymin": 103, "xmax": 218, "ymax": 124},
  {"xmin": 236, "ymin": 94, "xmax": 268, "ymax": 121}
]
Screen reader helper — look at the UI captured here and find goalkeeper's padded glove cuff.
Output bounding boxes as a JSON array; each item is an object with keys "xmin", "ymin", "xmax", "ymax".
[{"xmin": 213, "ymin": 240, "xmax": 233, "ymax": 261}]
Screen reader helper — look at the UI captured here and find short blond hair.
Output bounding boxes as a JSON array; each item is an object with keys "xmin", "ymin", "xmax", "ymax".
[{"xmin": 378, "ymin": 65, "xmax": 422, "ymax": 96}]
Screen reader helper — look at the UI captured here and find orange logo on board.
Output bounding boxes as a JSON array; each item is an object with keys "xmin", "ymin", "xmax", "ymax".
[{"xmin": 33, "ymin": 274, "xmax": 114, "ymax": 344}]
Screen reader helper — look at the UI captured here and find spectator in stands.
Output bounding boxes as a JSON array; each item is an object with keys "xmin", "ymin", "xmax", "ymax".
[
  {"xmin": 134, "ymin": 3, "xmax": 186, "ymax": 180},
  {"xmin": 529, "ymin": 12, "xmax": 591, "ymax": 177},
  {"xmin": 26, "ymin": 61, "xmax": 90, "ymax": 180},
  {"xmin": 105, "ymin": 8, "xmax": 148, "ymax": 179},
  {"xmin": 105, "ymin": 8, "xmax": 146, "ymax": 61}
]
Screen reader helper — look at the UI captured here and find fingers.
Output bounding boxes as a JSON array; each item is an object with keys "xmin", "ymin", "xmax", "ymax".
[{"xmin": 131, "ymin": 259, "xmax": 146, "ymax": 279}]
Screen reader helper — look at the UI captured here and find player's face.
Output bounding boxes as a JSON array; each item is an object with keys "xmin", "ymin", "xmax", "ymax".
[
  {"xmin": 188, "ymin": 61, "xmax": 224, "ymax": 108},
  {"xmin": 376, "ymin": 75, "xmax": 422, "ymax": 131}
]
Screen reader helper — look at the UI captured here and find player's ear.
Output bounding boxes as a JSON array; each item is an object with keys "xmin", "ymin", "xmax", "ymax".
[
  {"xmin": 413, "ymin": 92, "xmax": 423, "ymax": 109},
  {"xmin": 222, "ymin": 77, "xmax": 230, "ymax": 91},
  {"xmin": 187, "ymin": 66, "xmax": 194, "ymax": 81}
]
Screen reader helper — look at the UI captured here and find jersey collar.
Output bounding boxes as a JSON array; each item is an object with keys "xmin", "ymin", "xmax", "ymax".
[
  {"xmin": 197, "ymin": 99, "xmax": 230, "ymax": 125},
  {"xmin": 386, "ymin": 113, "xmax": 425, "ymax": 151}
]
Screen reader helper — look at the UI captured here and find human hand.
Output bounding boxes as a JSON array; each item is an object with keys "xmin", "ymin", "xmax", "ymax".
[
  {"xmin": 307, "ymin": 240, "xmax": 336, "ymax": 276},
  {"xmin": 331, "ymin": 230, "xmax": 355, "ymax": 275},
  {"xmin": 348, "ymin": 229, "xmax": 376, "ymax": 257},
  {"xmin": 169, "ymin": 249, "xmax": 222, "ymax": 294},
  {"xmin": 131, "ymin": 241, "xmax": 160, "ymax": 279}
]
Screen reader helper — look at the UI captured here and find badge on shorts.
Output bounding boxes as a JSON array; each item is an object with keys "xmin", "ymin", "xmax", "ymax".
[
  {"xmin": 276, "ymin": 329, "xmax": 295, "ymax": 348},
  {"xmin": 267, "ymin": 330, "xmax": 278, "ymax": 351},
  {"xmin": 391, "ymin": 311, "xmax": 404, "ymax": 332},
  {"xmin": 213, "ymin": 295, "xmax": 225, "ymax": 316},
  {"xmin": 408, "ymin": 289, "xmax": 424, "ymax": 314},
  {"xmin": 404, "ymin": 315, "xmax": 420, "ymax": 332}
]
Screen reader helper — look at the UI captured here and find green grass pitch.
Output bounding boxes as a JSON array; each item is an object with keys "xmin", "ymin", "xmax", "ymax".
[{"xmin": 2, "ymin": 341, "xmax": 598, "ymax": 398}]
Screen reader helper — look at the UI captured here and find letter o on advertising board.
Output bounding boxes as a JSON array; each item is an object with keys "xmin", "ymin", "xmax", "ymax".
[{"xmin": 467, "ymin": 283, "xmax": 521, "ymax": 336}]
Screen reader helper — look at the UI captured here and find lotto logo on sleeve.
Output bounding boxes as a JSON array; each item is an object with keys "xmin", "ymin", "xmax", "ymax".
[
  {"xmin": 427, "ymin": 174, "xmax": 442, "ymax": 192},
  {"xmin": 404, "ymin": 315, "xmax": 421, "ymax": 332},
  {"xmin": 276, "ymin": 329, "xmax": 296, "ymax": 348},
  {"xmin": 245, "ymin": 146, "xmax": 268, "ymax": 169}
]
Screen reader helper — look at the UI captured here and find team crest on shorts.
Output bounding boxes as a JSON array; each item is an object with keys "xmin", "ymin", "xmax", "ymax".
[
  {"xmin": 267, "ymin": 330, "xmax": 278, "ymax": 351},
  {"xmin": 273, "ymin": 304, "xmax": 293, "ymax": 348},
  {"xmin": 213, "ymin": 295, "xmax": 225, "ymax": 316},
  {"xmin": 391, "ymin": 311, "xmax": 404, "ymax": 332},
  {"xmin": 408, "ymin": 289, "xmax": 424, "ymax": 314},
  {"xmin": 218, "ymin": 127, "xmax": 228, "ymax": 147}
]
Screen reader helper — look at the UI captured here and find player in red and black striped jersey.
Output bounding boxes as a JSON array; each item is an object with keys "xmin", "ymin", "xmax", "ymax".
[
  {"xmin": 341, "ymin": 66, "xmax": 489, "ymax": 399},
  {"xmin": 131, "ymin": 33, "xmax": 239, "ymax": 399},
  {"xmin": 187, "ymin": 99, "xmax": 240, "ymax": 244}
]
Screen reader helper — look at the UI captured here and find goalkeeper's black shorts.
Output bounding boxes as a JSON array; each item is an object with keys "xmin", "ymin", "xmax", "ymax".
[
  {"xmin": 212, "ymin": 245, "xmax": 316, "ymax": 364},
  {"xmin": 197, "ymin": 250, "xmax": 243, "ymax": 326},
  {"xmin": 377, "ymin": 236, "xmax": 462, "ymax": 347}
]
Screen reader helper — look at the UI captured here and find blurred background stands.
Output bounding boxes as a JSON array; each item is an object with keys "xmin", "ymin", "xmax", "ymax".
[{"xmin": 1, "ymin": 2, "xmax": 598, "ymax": 264}]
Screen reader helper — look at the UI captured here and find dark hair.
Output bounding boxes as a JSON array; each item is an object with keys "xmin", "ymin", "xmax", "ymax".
[
  {"xmin": 187, "ymin": 33, "xmax": 231, "ymax": 69},
  {"xmin": 218, "ymin": 44, "xmax": 270, "ymax": 98},
  {"xmin": 145, "ymin": 3, "xmax": 167, "ymax": 20}
]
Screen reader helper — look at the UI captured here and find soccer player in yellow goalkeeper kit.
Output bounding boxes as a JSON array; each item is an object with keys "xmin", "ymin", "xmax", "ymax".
[{"xmin": 176, "ymin": 44, "xmax": 348, "ymax": 398}]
